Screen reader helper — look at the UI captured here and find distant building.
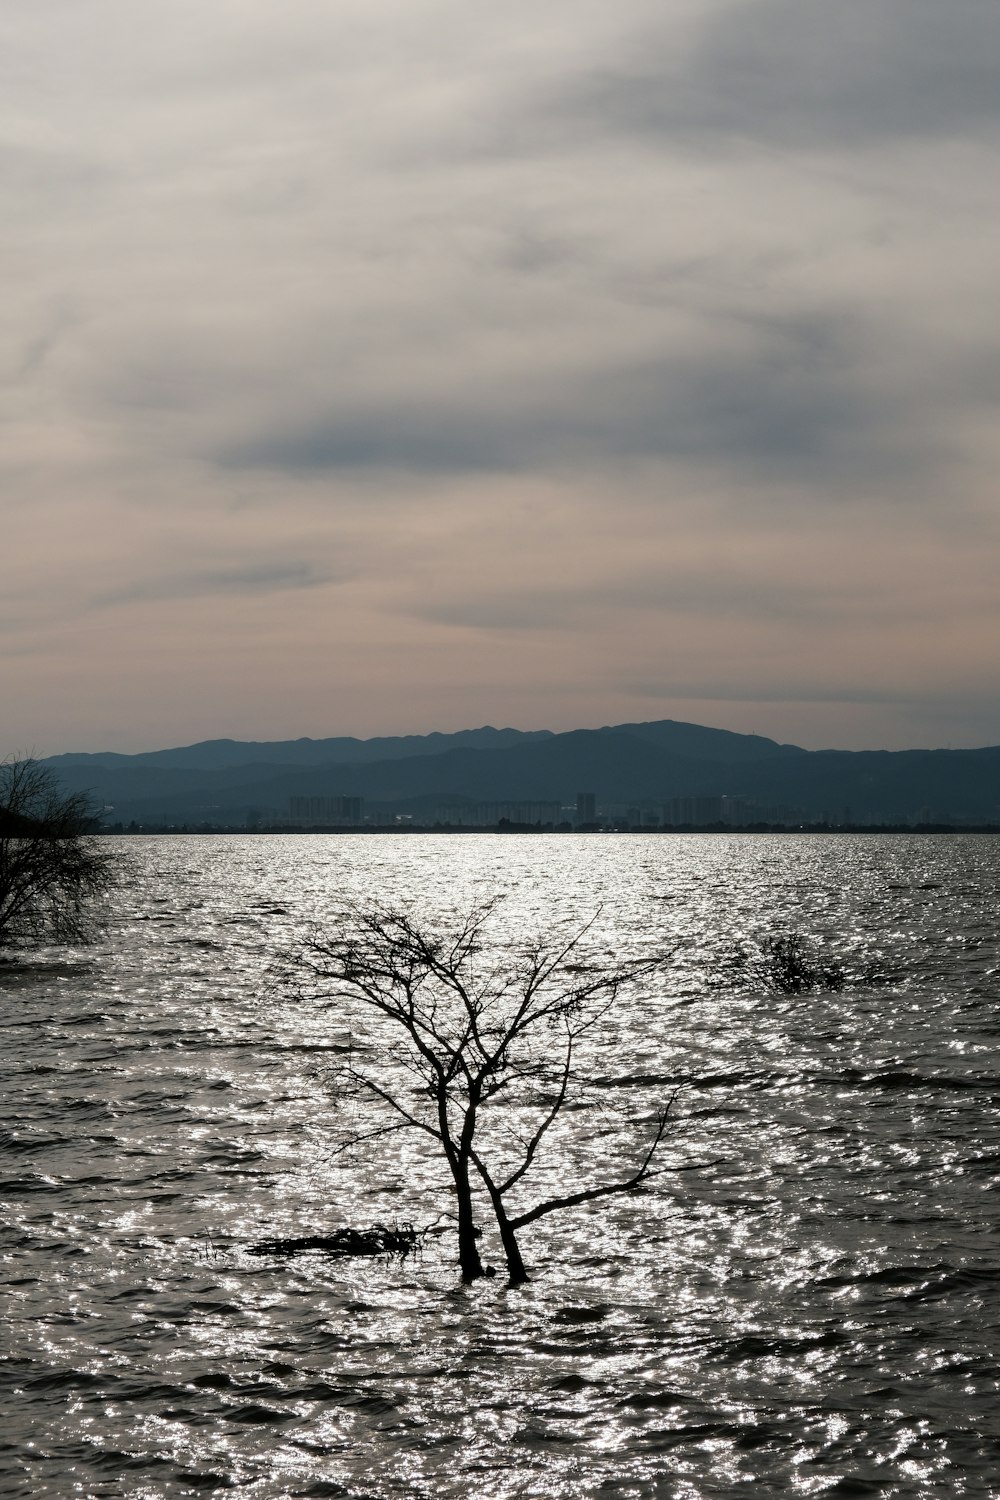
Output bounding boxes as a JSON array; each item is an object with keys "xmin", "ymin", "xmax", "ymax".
[
  {"xmin": 288, "ymin": 796, "xmax": 364, "ymax": 826},
  {"xmin": 662, "ymin": 795, "xmax": 803, "ymax": 827},
  {"xmin": 721, "ymin": 795, "xmax": 749, "ymax": 826},
  {"xmin": 664, "ymin": 795, "xmax": 723, "ymax": 826},
  {"xmin": 436, "ymin": 801, "xmax": 562, "ymax": 827},
  {"xmin": 576, "ymin": 791, "xmax": 596, "ymax": 825}
]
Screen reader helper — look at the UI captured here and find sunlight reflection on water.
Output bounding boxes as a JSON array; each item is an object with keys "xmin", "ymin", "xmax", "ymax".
[{"xmin": 2, "ymin": 833, "xmax": 1000, "ymax": 1496}]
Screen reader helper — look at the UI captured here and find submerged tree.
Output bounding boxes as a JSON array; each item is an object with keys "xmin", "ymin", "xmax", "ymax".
[
  {"xmin": 282, "ymin": 899, "xmax": 676, "ymax": 1285},
  {"xmin": 0, "ymin": 758, "xmax": 116, "ymax": 950}
]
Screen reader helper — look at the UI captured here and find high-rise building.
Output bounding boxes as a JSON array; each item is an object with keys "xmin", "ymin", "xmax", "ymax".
[
  {"xmin": 575, "ymin": 791, "xmax": 596, "ymax": 825},
  {"xmin": 663, "ymin": 795, "xmax": 723, "ymax": 826},
  {"xmin": 288, "ymin": 796, "xmax": 364, "ymax": 825}
]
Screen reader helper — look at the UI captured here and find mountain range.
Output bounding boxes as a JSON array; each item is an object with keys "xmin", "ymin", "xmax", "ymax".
[{"xmin": 41, "ymin": 719, "xmax": 1000, "ymax": 827}]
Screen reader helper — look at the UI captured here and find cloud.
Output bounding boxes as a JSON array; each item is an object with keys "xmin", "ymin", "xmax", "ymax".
[
  {"xmin": 0, "ymin": 141, "xmax": 115, "ymax": 209},
  {"xmin": 94, "ymin": 560, "xmax": 339, "ymax": 609},
  {"xmin": 3, "ymin": 1, "xmax": 1000, "ymax": 753},
  {"xmin": 219, "ymin": 310, "xmax": 929, "ymax": 490},
  {"xmin": 544, "ymin": 0, "xmax": 1000, "ymax": 152},
  {"xmin": 416, "ymin": 597, "xmax": 567, "ymax": 632},
  {"xmin": 221, "ymin": 407, "xmax": 522, "ymax": 477}
]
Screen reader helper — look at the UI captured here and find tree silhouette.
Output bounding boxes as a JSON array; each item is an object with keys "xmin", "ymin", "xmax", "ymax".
[
  {"xmin": 283, "ymin": 898, "xmax": 676, "ymax": 1284},
  {"xmin": 0, "ymin": 758, "xmax": 116, "ymax": 950}
]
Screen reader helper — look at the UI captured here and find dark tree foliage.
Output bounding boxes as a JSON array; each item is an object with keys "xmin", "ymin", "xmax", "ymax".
[
  {"xmin": 282, "ymin": 899, "xmax": 676, "ymax": 1285},
  {"xmin": 0, "ymin": 758, "xmax": 116, "ymax": 950}
]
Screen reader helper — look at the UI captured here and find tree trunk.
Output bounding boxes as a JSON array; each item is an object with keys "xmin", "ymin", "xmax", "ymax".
[
  {"xmin": 496, "ymin": 1209, "xmax": 529, "ymax": 1286},
  {"xmin": 453, "ymin": 1159, "xmax": 485, "ymax": 1282},
  {"xmin": 471, "ymin": 1156, "xmax": 530, "ymax": 1285}
]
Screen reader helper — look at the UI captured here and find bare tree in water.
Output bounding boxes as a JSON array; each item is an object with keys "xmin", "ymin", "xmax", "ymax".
[
  {"xmin": 282, "ymin": 898, "xmax": 676, "ymax": 1285},
  {"xmin": 0, "ymin": 758, "xmax": 116, "ymax": 951}
]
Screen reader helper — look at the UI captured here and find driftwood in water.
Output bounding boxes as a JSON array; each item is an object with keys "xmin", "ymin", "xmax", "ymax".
[{"xmin": 248, "ymin": 1222, "xmax": 421, "ymax": 1260}]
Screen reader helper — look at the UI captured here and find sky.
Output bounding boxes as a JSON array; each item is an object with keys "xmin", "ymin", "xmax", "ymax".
[{"xmin": 5, "ymin": 0, "xmax": 1000, "ymax": 755}]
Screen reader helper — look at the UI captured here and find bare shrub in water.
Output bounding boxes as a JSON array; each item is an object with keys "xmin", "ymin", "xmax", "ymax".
[
  {"xmin": 279, "ymin": 898, "xmax": 677, "ymax": 1286},
  {"xmin": 727, "ymin": 931, "xmax": 898, "ymax": 994},
  {"xmin": 757, "ymin": 932, "xmax": 846, "ymax": 993}
]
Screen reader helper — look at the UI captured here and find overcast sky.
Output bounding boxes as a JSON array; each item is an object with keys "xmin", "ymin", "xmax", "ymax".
[{"xmin": 5, "ymin": 0, "xmax": 1000, "ymax": 753}]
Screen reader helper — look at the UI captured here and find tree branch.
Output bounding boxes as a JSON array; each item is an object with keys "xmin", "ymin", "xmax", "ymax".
[{"xmin": 509, "ymin": 1103, "xmax": 674, "ymax": 1230}]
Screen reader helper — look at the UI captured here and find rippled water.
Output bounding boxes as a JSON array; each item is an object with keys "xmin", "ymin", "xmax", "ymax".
[{"xmin": 2, "ymin": 833, "xmax": 1000, "ymax": 1498}]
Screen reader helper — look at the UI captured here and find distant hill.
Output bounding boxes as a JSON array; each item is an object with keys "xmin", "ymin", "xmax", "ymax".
[
  {"xmin": 37, "ymin": 719, "xmax": 1000, "ymax": 827},
  {"xmin": 597, "ymin": 720, "xmax": 802, "ymax": 763},
  {"xmin": 45, "ymin": 724, "xmax": 551, "ymax": 772}
]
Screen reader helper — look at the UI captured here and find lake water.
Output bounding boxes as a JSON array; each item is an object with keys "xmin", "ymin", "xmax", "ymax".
[{"xmin": 2, "ymin": 833, "xmax": 999, "ymax": 1498}]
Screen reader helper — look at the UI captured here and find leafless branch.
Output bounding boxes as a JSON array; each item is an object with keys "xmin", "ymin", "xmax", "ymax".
[{"xmin": 276, "ymin": 897, "xmax": 678, "ymax": 1285}]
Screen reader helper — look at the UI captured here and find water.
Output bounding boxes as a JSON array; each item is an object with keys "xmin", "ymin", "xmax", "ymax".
[{"xmin": 2, "ymin": 833, "xmax": 999, "ymax": 1498}]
